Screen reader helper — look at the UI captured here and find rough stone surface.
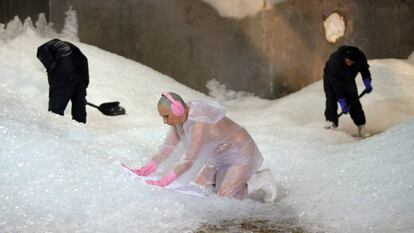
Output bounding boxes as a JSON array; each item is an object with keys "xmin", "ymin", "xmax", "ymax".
[
  {"xmin": 0, "ymin": 0, "xmax": 49, "ymax": 24},
  {"xmin": 8, "ymin": 0, "xmax": 414, "ymax": 99}
]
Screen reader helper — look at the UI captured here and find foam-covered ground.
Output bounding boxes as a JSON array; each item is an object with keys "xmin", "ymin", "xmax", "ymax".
[{"xmin": 1, "ymin": 29, "xmax": 413, "ymax": 233}]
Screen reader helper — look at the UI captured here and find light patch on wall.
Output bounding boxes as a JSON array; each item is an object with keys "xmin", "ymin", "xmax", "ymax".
[
  {"xmin": 201, "ymin": 0, "xmax": 285, "ymax": 19},
  {"xmin": 323, "ymin": 12, "xmax": 345, "ymax": 43}
]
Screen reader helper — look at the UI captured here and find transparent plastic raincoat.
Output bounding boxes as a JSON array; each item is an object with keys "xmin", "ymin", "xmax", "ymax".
[{"xmin": 151, "ymin": 100, "xmax": 263, "ymax": 198}]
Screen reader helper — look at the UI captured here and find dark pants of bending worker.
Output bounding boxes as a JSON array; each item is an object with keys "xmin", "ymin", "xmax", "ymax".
[
  {"xmin": 324, "ymin": 77, "xmax": 366, "ymax": 127},
  {"xmin": 49, "ymin": 80, "xmax": 88, "ymax": 123}
]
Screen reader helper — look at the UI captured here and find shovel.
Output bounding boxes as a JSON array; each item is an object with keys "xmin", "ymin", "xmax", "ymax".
[
  {"xmin": 338, "ymin": 89, "xmax": 368, "ymax": 118},
  {"xmin": 87, "ymin": 101, "xmax": 126, "ymax": 116}
]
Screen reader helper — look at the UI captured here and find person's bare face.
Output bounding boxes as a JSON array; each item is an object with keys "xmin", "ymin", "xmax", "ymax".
[
  {"xmin": 344, "ymin": 58, "xmax": 355, "ymax": 66},
  {"xmin": 158, "ymin": 105, "xmax": 180, "ymax": 127}
]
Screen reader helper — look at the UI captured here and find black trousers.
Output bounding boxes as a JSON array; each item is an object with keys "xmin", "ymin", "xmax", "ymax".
[
  {"xmin": 48, "ymin": 80, "xmax": 88, "ymax": 123},
  {"xmin": 324, "ymin": 79, "xmax": 366, "ymax": 127}
]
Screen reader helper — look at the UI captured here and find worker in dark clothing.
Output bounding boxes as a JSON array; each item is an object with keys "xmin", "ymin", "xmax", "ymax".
[
  {"xmin": 37, "ymin": 38, "xmax": 89, "ymax": 123},
  {"xmin": 323, "ymin": 45, "xmax": 373, "ymax": 137}
]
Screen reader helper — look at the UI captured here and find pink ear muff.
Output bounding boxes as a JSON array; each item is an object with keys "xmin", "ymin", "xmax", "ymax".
[{"xmin": 161, "ymin": 92, "xmax": 185, "ymax": 116}]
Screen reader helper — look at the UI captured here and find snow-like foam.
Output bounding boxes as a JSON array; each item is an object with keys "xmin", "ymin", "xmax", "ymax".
[{"xmin": 1, "ymin": 27, "xmax": 413, "ymax": 233}]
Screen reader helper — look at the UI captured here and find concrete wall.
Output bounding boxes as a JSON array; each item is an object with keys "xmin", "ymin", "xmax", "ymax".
[
  {"xmin": 49, "ymin": 0, "xmax": 414, "ymax": 99},
  {"xmin": 0, "ymin": 0, "xmax": 49, "ymax": 24}
]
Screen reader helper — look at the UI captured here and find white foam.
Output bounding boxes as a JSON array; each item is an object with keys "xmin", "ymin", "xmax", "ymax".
[{"xmin": 0, "ymin": 29, "xmax": 413, "ymax": 233}]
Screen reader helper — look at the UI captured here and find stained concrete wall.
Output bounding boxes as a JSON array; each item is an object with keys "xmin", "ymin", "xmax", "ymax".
[
  {"xmin": 0, "ymin": 0, "xmax": 49, "ymax": 24},
  {"xmin": 49, "ymin": 0, "xmax": 414, "ymax": 98}
]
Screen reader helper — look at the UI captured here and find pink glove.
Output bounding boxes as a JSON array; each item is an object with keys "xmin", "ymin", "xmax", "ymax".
[
  {"xmin": 135, "ymin": 160, "xmax": 158, "ymax": 176},
  {"xmin": 145, "ymin": 171, "xmax": 177, "ymax": 187}
]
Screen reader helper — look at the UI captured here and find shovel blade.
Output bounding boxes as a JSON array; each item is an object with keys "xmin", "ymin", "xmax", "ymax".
[{"xmin": 87, "ymin": 101, "xmax": 126, "ymax": 116}]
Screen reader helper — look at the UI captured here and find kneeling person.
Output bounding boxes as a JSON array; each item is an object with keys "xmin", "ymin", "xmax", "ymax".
[{"xmin": 132, "ymin": 92, "xmax": 276, "ymax": 202}]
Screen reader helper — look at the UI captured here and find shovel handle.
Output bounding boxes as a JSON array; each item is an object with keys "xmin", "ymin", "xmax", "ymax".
[
  {"xmin": 338, "ymin": 89, "xmax": 368, "ymax": 118},
  {"xmin": 87, "ymin": 102, "xmax": 99, "ymax": 109}
]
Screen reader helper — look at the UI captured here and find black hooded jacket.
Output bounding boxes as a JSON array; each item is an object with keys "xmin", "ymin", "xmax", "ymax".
[
  {"xmin": 37, "ymin": 39, "xmax": 89, "ymax": 88},
  {"xmin": 323, "ymin": 45, "xmax": 371, "ymax": 99}
]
